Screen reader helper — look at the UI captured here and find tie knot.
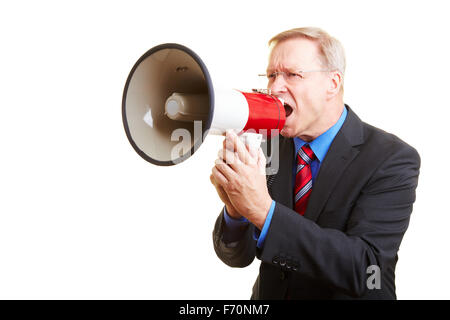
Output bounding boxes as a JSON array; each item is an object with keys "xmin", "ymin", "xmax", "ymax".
[{"xmin": 297, "ymin": 145, "xmax": 315, "ymax": 165}]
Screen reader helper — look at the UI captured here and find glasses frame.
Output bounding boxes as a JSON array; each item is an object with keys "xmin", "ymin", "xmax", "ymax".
[{"xmin": 258, "ymin": 69, "xmax": 334, "ymax": 83}]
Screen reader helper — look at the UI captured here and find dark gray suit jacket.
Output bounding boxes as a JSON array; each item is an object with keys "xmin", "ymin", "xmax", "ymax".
[{"xmin": 212, "ymin": 106, "xmax": 420, "ymax": 299}]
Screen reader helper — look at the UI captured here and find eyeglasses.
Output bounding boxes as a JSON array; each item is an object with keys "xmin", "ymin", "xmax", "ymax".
[{"xmin": 258, "ymin": 69, "xmax": 333, "ymax": 84}]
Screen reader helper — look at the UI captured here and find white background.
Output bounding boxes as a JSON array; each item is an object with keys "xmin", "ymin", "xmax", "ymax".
[{"xmin": 1, "ymin": 0, "xmax": 449, "ymax": 299}]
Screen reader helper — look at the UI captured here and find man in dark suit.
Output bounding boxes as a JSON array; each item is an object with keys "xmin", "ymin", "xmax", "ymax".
[{"xmin": 210, "ymin": 27, "xmax": 420, "ymax": 299}]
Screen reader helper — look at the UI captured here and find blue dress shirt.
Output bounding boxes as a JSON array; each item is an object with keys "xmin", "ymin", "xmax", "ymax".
[{"xmin": 223, "ymin": 106, "xmax": 348, "ymax": 247}]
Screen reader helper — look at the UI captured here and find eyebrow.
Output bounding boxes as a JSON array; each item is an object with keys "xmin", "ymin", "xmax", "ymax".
[{"xmin": 266, "ymin": 66, "xmax": 307, "ymax": 73}]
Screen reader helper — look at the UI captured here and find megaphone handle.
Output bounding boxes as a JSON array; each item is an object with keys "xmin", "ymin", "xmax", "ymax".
[{"xmin": 239, "ymin": 132, "xmax": 263, "ymax": 150}]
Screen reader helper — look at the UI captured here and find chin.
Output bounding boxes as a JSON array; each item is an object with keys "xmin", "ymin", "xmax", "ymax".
[
  {"xmin": 280, "ymin": 127, "xmax": 296, "ymax": 138},
  {"xmin": 280, "ymin": 115, "xmax": 298, "ymax": 138}
]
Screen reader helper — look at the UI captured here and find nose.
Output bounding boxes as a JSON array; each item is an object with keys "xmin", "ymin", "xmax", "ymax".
[{"xmin": 268, "ymin": 74, "xmax": 288, "ymax": 95}]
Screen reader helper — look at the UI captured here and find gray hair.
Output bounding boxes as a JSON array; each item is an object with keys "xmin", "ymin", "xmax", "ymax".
[{"xmin": 268, "ymin": 27, "xmax": 346, "ymax": 77}]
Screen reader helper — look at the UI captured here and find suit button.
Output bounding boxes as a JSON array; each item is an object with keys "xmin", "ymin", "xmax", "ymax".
[
  {"xmin": 292, "ymin": 259, "xmax": 300, "ymax": 272},
  {"xmin": 272, "ymin": 256, "xmax": 279, "ymax": 265}
]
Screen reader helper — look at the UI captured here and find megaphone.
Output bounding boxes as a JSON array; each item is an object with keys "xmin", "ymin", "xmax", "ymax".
[{"xmin": 122, "ymin": 43, "xmax": 285, "ymax": 166}]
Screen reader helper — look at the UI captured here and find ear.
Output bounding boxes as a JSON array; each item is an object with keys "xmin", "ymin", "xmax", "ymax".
[{"xmin": 327, "ymin": 71, "xmax": 343, "ymax": 98}]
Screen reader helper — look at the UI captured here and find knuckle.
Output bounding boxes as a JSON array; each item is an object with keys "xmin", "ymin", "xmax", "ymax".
[{"xmin": 225, "ymin": 181, "xmax": 236, "ymax": 193}]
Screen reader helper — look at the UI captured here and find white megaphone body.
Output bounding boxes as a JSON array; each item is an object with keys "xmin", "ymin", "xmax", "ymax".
[{"xmin": 122, "ymin": 43, "xmax": 286, "ymax": 166}]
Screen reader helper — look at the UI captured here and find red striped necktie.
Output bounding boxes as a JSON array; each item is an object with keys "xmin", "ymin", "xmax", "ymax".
[{"xmin": 294, "ymin": 145, "xmax": 316, "ymax": 215}]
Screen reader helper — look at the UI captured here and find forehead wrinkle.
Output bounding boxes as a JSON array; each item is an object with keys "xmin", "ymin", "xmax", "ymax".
[
  {"xmin": 267, "ymin": 55, "xmax": 318, "ymax": 73},
  {"xmin": 267, "ymin": 53, "xmax": 302, "ymax": 72},
  {"xmin": 267, "ymin": 38, "xmax": 323, "ymax": 72}
]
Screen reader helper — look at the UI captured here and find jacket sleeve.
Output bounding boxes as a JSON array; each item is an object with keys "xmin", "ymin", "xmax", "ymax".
[
  {"xmin": 212, "ymin": 209, "xmax": 257, "ymax": 268},
  {"xmin": 256, "ymin": 143, "xmax": 421, "ymax": 297}
]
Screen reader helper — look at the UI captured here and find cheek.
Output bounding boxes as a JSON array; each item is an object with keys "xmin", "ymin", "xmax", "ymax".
[
  {"xmin": 301, "ymin": 83, "xmax": 327, "ymax": 106},
  {"xmin": 291, "ymin": 87, "xmax": 307, "ymax": 106},
  {"xmin": 311, "ymin": 79, "xmax": 329, "ymax": 98},
  {"xmin": 292, "ymin": 87, "xmax": 315, "ymax": 109}
]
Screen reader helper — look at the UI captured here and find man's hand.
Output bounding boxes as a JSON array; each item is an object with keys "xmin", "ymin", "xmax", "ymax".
[
  {"xmin": 210, "ymin": 130, "xmax": 272, "ymax": 230},
  {"xmin": 210, "ymin": 174, "xmax": 241, "ymax": 219}
]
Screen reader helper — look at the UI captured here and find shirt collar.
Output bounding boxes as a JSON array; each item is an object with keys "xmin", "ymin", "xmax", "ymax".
[{"xmin": 294, "ymin": 106, "xmax": 348, "ymax": 162}]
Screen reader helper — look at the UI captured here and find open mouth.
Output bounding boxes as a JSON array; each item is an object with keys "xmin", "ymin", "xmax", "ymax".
[{"xmin": 284, "ymin": 102, "xmax": 293, "ymax": 117}]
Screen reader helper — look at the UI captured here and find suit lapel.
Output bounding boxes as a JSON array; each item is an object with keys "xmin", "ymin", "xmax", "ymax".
[
  {"xmin": 304, "ymin": 106, "xmax": 364, "ymax": 222},
  {"xmin": 267, "ymin": 136, "xmax": 294, "ymax": 209}
]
